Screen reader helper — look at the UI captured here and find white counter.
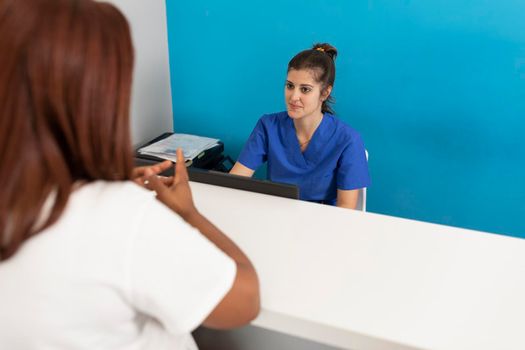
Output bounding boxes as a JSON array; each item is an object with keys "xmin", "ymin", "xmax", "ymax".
[{"xmin": 190, "ymin": 181, "xmax": 525, "ymax": 350}]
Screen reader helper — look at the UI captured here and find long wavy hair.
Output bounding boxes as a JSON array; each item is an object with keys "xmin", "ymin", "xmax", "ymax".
[{"xmin": 0, "ymin": 0, "xmax": 135, "ymax": 260}]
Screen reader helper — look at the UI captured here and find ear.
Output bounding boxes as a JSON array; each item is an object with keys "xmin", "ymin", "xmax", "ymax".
[{"xmin": 321, "ymin": 85, "xmax": 332, "ymax": 101}]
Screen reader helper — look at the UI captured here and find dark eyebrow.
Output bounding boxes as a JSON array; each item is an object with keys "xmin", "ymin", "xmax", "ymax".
[{"xmin": 286, "ymin": 80, "xmax": 313, "ymax": 88}]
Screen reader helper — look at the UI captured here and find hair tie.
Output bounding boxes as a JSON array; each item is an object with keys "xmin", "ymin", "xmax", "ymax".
[{"xmin": 316, "ymin": 47, "xmax": 325, "ymax": 52}]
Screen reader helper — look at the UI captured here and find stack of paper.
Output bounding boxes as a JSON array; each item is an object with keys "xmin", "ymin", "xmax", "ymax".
[{"xmin": 137, "ymin": 133, "xmax": 220, "ymax": 163}]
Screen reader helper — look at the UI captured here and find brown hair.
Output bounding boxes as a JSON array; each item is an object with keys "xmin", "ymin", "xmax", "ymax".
[
  {"xmin": 287, "ymin": 43, "xmax": 338, "ymax": 114},
  {"xmin": 0, "ymin": 0, "xmax": 134, "ymax": 260}
]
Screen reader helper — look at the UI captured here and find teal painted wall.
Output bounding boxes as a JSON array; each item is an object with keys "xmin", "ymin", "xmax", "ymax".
[{"xmin": 165, "ymin": 0, "xmax": 525, "ymax": 238}]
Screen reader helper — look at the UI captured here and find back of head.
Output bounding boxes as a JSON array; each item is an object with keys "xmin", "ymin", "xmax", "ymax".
[
  {"xmin": 287, "ymin": 43, "xmax": 338, "ymax": 114},
  {"xmin": 0, "ymin": 0, "xmax": 134, "ymax": 260}
]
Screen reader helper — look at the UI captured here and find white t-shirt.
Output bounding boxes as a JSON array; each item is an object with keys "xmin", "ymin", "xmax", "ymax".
[{"xmin": 0, "ymin": 181, "xmax": 236, "ymax": 350}]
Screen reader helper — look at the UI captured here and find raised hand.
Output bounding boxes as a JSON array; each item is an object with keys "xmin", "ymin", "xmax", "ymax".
[{"xmin": 145, "ymin": 148, "xmax": 197, "ymax": 221}]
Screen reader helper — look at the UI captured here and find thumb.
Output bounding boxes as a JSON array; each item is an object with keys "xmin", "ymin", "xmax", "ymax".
[{"xmin": 174, "ymin": 148, "xmax": 189, "ymax": 183}]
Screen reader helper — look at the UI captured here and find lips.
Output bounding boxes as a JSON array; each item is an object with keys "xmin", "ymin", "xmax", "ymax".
[{"xmin": 289, "ymin": 104, "xmax": 302, "ymax": 110}]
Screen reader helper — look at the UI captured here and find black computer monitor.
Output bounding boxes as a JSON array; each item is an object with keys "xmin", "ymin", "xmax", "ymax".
[
  {"xmin": 188, "ymin": 168, "xmax": 299, "ymax": 199},
  {"xmin": 134, "ymin": 158, "xmax": 299, "ymax": 200}
]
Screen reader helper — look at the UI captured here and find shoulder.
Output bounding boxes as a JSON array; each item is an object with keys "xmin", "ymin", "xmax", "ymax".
[
  {"xmin": 70, "ymin": 181, "xmax": 197, "ymax": 247},
  {"xmin": 75, "ymin": 181, "xmax": 153, "ymax": 204},
  {"xmin": 258, "ymin": 111, "xmax": 288, "ymax": 126},
  {"xmin": 250, "ymin": 112, "xmax": 289, "ymax": 135},
  {"xmin": 72, "ymin": 181, "xmax": 166, "ymax": 222},
  {"xmin": 324, "ymin": 114, "xmax": 364, "ymax": 145}
]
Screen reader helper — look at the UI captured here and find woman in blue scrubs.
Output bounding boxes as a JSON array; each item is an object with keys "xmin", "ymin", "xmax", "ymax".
[{"xmin": 230, "ymin": 43, "xmax": 370, "ymax": 209}]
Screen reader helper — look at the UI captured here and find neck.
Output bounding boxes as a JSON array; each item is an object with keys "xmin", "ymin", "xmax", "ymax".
[{"xmin": 293, "ymin": 110, "xmax": 324, "ymax": 138}]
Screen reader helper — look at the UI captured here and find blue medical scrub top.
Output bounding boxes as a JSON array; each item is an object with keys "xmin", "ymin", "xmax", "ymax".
[{"xmin": 237, "ymin": 111, "xmax": 371, "ymax": 204}]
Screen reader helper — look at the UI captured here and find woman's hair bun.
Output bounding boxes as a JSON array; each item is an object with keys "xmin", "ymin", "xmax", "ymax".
[{"xmin": 312, "ymin": 43, "xmax": 337, "ymax": 60}]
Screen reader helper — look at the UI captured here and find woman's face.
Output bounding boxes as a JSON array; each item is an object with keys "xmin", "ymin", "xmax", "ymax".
[{"xmin": 285, "ymin": 69, "xmax": 330, "ymax": 121}]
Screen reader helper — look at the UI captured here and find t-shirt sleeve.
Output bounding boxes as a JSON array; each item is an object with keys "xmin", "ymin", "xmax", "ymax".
[
  {"xmin": 237, "ymin": 118, "xmax": 268, "ymax": 170},
  {"xmin": 337, "ymin": 132, "xmax": 371, "ymax": 190},
  {"xmin": 128, "ymin": 200, "xmax": 236, "ymax": 336}
]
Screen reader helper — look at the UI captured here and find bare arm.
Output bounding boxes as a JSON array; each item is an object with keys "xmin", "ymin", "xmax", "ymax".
[
  {"xmin": 336, "ymin": 189, "xmax": 359, "ymax": 210},
  {"xmin": 146, "ymin": 149, "xmax": 260, "ymax": 329},
  {"xmin": 183, "ymin": 211, "xmax": 260, "ymax": 329},
  {"xmin": 230, "ymin": 162, "xmax": 255, "ymax": 177}
]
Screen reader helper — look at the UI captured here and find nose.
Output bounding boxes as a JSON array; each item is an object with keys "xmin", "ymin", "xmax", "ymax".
[{"xmin": 290, "ymin": 88, "xmax": 301, "ymax": 102}]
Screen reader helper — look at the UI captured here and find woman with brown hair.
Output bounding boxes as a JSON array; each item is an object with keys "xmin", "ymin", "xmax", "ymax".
[
  {"xmin": 231, "ymin": 43, "xmax": 370, "ymax": 209},
  {"xmin": 0, "ymin": 0, "xmax": 259, "ymax": 348}
]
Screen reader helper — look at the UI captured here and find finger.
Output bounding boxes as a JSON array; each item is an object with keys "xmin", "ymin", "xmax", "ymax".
[
  {"xmin": 132, "ymin": 160, "xmax": 172, "ymax": 180},
  {"xmin": 151, "ymin": 160, "xmax": 173, "ymax": 174},
  {"xmin": 160, "ymin": 176, "xmax": 174, "ymax": 186},
  {"xmin": 144, "ymin": 168, "xmax": 154, "ymax": 176},
  {"xmin": 143, "ymin": 160, "xmax": 172, "ymax": 177},
  {"xmin": 174, "ymin": 148, "xmax": 189, "ymax": 184},
  {"xmin": 132, "ymin": 165, "xmax": 147, "ymax": 179},
  {"xmin": 145, "ymin": 173, "xmax": 169, "ymax": 199},
  {"xmin": 133, "ymin": 168, "xmax": 155, "ymax": 188}
]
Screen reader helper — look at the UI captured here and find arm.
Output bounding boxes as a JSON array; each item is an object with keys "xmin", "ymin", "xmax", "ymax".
[
  {"xmin": 232, "ymin": 117, "xmax": 268, "ymax": 177},
  {"xmin": 336, "ymin": 189, "xmax": 359, "ymax": 210},
  {"xmin": 335, "ymin": 132, "xmax": 370, "ymax": 210},
  {"xmin": 146, "ymin": 149, "xmax": 260, "ymax": 329},
  {"xmin": 183, "ymin": 211, "xmax": 260, "ymax": 329},
  {"xmin": 229, "ymin": 162, "xmax": 255, "ymax": 177}
]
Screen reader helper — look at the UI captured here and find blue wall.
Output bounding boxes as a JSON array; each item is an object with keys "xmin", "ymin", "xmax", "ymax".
[{"xmin": 165, "ymin": 0, "xmax": 525, "ymax": 238}]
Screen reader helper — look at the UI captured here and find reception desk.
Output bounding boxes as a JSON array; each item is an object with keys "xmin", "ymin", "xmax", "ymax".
[{"xmin": 189, "ymin": 181, "xmax": 525, "ymax": 350}]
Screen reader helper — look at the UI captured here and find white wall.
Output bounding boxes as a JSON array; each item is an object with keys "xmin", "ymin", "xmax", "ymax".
[{"xmin": 105, "ymin": 0, "xmax": 173, "ymax": 146}]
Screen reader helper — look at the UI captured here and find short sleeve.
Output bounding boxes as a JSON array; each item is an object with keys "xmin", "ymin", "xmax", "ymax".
[
  {"xmin": 337, "ymin": 132, "xmax": 371, "ymax": 190},
  {"xmin": 237, "ymin": 118, "xmax": 268, "ymax": 170},
  {"xmin": 128, "ymin": 200, "xmax": 236, "ymax": 336}
]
